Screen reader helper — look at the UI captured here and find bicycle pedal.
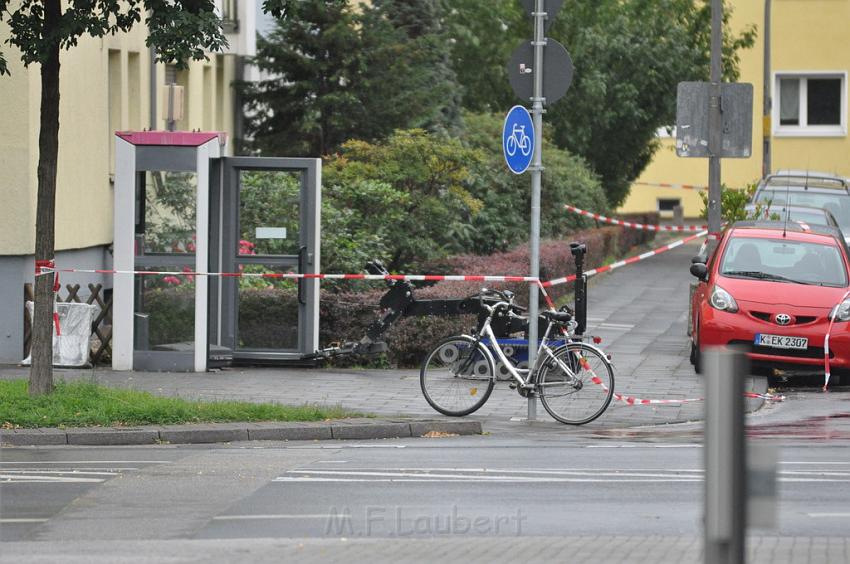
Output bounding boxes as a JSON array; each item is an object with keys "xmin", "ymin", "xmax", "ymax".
[{"xmin": 509, "ymin": 383, "xmax": 517, "ymax": 390}]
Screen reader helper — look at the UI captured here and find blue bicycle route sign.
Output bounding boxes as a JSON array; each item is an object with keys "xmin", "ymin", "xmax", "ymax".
[{"xmin": 502, "ymin": 105, "xmax": 535, "ymax": 175}]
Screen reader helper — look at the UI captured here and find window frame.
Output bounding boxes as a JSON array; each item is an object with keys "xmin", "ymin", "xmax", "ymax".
[{"xmin": 772, "ymin": 71, "xmax": 847, "ymax": 138}]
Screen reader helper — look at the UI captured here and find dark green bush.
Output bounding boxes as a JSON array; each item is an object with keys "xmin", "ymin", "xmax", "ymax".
[
  {"xmin": 142, "ymin": 285, "xmax": 195, "ymax": 346},
  {"xmin": 318, "ymin": 223, "xmax": 658, "ymax": 367}
]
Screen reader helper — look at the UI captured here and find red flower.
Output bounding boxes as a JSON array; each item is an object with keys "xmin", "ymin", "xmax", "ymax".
[
  {"xmin": 182, "ymin": 266, "xmax": 195, "ymax": 282},
  {"xmin": 162, "ymin": 276, "xmax": 181, "ymax": 285}
]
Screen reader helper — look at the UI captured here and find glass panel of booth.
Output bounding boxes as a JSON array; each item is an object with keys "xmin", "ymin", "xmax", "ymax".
[
  {"xmin": 136, "ymin": 171, "xmax": 198, "ymax": 255},
  {"xmin": 133, "ymin": 266, "xmax": 196, "ymax": 351},
  {"xmin": 236, "ymin": 264, "xmax": 299, "ymax": 350},
  {"xmin": 238, "ymin": 170, "xmax": 301, "ymax": 257}
]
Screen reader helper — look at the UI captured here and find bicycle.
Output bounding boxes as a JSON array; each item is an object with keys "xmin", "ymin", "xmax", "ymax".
[
  {"xmin": 419, "ymin": 288, "xmax": 615, "ymax": 425},
  {"xmin": 505, "ymin": 124, "xmax": 532, "ymax": 157}
]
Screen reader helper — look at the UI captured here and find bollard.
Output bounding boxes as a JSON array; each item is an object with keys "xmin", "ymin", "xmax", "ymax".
[
  {"xmin": 570, "ymin": 242, "xmax": 587, "ymax": 336},
  {"xmin": 704, "ymin": 348, "xmax": 746, "ymax": 564}
]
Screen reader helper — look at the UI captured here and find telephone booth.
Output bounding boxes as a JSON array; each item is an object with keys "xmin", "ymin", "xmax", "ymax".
[{"xmin": 113, "ymin": 132, "xmax": 321, "ymax": 371}]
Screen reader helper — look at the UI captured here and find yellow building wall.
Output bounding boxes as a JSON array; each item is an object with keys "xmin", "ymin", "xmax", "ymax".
[
  {"xmin": 0, "ymin": 43, "xmax": 34, "ymax": 255},
  {"xmin": 0, "ymin": 23, "xmax": 239, "ymax": 255},
  {"xmin": 619, "ymin": 0, "xmax": 850, "ymax": 218}
]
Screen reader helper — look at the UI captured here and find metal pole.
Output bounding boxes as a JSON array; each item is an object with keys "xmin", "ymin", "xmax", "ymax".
[
  {"xmin": 527, "ymin": 0, "xmax": 546, "ymax": 421},
  {"xmin": 149, "ymin": 44, "xmax": 157, "ymax": 130},
  {"xmin": 707, "ymin": 0, "xmax": 723, "ymax": 236},
  {"xmin": 762, "ymin": 0, "xmax": 772, "ymax": 178},
  {"xmin": 704, "ymin": 349, "xmax": 746, "ymax": 564}
]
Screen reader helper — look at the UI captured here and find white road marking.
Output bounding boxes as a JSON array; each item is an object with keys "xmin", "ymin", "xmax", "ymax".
[
  {"xmin": 290, "ymin": 467, "xmax": 706, "ymax": 475},
  {"xmin": 0, "ymin": 475, "xmax": 106, "ymax": 483},
  {"xmin": 283, "ymin": 470, "xmax": 702, "ymax": 480},
  {"xmin": 806, "ymin": 513, "xmax": 850, "ymax": 518},
  {"xmin": 0, "ymin": 461, "xmax": 171, "ymax": 465},
  {"xmin": 213, "ymin": 514, "xmax": 341, "ymax": 521},
  {"xmin": 273, "ymin": 466, "xmax": 850, "ymax": 485},
  {"xmin": 273, "ymin": 477, "xmax": 702, "ymax": 483},
  {"xmin": 597, "ymin": 323, "xmax": 635, "ymax": 329},
  {"xmin": 0, "ymin": 518, "xmax": 49, "ymax": 524},
  {"xmin": 0, "ymin": 470, "xmax": 122, "ymax": 476},
  {"xmin": 587, "ymin": 444, "xmax": 701, "ymax": 448},
  {"xmin": 284, "ymin": 445, "xmax": 406, "ymax": 450},
  {"xmin": 781, "ymin": 461, "xmax": 850, "ymax": 465}
]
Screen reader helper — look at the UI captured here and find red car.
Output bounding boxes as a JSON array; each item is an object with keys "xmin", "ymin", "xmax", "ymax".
[{"xmin": 690, "ymin": 221, "xmax": 850, "ymax": 380}]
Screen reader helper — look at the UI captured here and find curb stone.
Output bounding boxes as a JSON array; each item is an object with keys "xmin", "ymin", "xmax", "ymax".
[{"xmin": 0, "ymin": 418, "xmax": 482, "ymax": 446}]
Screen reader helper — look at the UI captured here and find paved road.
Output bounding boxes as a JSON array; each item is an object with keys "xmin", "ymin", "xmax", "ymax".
[
  {"xmin": 3, "ymin": 417, "xmax": 850, "ymax": 563},
  {"xmin": 0, "ymin": 237, "xmax": 768, "ymax": 433}
]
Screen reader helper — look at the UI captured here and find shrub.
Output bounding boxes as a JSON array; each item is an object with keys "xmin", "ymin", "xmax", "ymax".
[
  {"xmin": 458, "ymin": 112, "xmax": 610, "ymax": 254},
  {"xmin": 319, "ymin": 223, "xmax": 658, "ymax": 367},
  {"xmin": 141, "ymin": 285, "xmax": 195, "ymax": 346},
  {"xmin": 238, "ymin": 287, "xmax": 300, "ymax": 348},
  {"xmin": 699, "ymin": 181, "xmax": 759, "ymax": 222}
]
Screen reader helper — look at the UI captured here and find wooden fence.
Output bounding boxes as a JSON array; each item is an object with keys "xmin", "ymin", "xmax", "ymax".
[{"xmin": 23, "ymin": 283, "xmax": 113, "ymax": 364}]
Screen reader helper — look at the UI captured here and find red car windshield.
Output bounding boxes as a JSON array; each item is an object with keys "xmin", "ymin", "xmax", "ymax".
[{"xmin": 720, "ymin": 236, "xmax": 848, "ymax": 287}]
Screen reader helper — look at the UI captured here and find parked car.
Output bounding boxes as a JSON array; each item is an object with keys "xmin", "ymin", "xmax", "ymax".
[
  {"xmin": 744, "ymin": 204, "xmax": 840, "ymax": 232},
  {"xmin": 690, "ymin": 221, "xmax": 850, "ymax": 380},
  {"xmin": 750, "ymin": 170, "xmax": 850, "ymax": 246}
]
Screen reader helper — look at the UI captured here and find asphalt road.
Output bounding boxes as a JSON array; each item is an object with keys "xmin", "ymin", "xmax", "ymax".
[{"xmin": 3, "ymin": 390, "xmax": 850, "ymax": 558}]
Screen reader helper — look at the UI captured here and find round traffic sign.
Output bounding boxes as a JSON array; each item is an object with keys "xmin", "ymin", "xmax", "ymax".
[
  {"xmin": 508, "ymin": 39, "xmax": 574, "ymax": 105},
  {"xmin": 503, "ymin": 106, "xmax": 535, "ymax": 175}
]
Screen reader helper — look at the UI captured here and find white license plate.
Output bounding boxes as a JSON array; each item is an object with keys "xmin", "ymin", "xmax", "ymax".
[{"xmin": 754, "ymin": 334, "xmax": 808, "ymax": 350}]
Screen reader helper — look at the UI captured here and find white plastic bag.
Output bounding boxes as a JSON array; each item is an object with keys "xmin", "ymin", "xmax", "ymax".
[{"xmin": 22, "ymin": 302, "xmax": 96, "ymax": 367}]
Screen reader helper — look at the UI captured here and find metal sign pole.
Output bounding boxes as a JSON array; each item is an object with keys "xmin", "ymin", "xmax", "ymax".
[
  {"xmin": 707, "ymin": 0, "xmax": 723, "ymax": 236},
  {"xmin": 704, "ymin": 349, "xmax": 746, "ymax": 564},
  {"xmin": 526, "ymin": 0, "xmax": 546, "ymax": 421}
]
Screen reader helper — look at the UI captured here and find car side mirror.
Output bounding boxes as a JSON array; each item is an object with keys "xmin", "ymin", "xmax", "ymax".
[
  {"xmin": 690, "ymin": 262, "xmax": 708, "ymax": 281},
  {"xmin": 691, "ymin": 254, "xmax": 707, "ymax": 264}
]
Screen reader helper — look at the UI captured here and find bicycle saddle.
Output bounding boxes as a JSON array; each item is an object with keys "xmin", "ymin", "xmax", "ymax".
[{"xmin": 540, "ymin": 310, "xmax": 572, "ymax": 323}]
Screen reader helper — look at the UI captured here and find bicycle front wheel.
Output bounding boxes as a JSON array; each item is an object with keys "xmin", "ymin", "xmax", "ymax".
[
  {"xmin": 538, "ymin": 342, "xmax": 614, "ymax": 425},
  {"xmin": 420, "ymin": 336, "xmax": 495, "ymax": 417}
]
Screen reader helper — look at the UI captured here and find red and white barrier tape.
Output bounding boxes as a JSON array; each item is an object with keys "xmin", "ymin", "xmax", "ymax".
[
  {"xmin": 824, "ymin": 290, "xmax": 850, "ymax": 391},
  {"xmin": 564, "ymin": 204, "xmax": 709, "ymax": 232},
  {"xmin": 581, "ymin": 358, "xmax": 785, "ymax": 406},
  {"xmin": 40, "ymin": 230, "xmax": 708, "ymax": 291},
  {"xmin": 542, "ymin": 230, "xmax": 709, "ymax": 288},
  {"xmin": 632, "ymin": 181, "xmax": 708, "ymax": 192},
  {"xmin": 37, "ymin": 269, "xmax": 540, "ymax": 284},
  {"xmin": 34, "ymin": 259, "xmax": 62, "ymax": 335}
]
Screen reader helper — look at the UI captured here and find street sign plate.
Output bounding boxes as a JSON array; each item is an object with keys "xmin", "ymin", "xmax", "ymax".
[
  {"xmin": 503, "ymin": 106, "xmax": 535, "ymax": 174},
  {"xmin": 676, "ymin": 81, "xmax": 754, "ymax": 158},
  {"xmin": 508, "ymin": 39, "xmax": 574, "ymax": 105},
  {"xmin": 519, "ymin": 0, "xmax": 564, "ymax": 31}
]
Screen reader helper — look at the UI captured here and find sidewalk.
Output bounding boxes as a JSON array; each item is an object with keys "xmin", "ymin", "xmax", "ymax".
[
  {"xmin": 0, "ymin": 238, "xmax": 769, "ymax": 435},
  {"xmin": 0, "ymin": 535, "xmax": 846, "ymax": 564}
]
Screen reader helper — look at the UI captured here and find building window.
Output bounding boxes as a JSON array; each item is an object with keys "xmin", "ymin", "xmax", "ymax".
[
  {"xmin": 657, "ymin": 198, "xmax": 680, "ymax": 218},
  {"xmin": 774, "ymin": 72, "xmax": 846, "ymax": 137}
]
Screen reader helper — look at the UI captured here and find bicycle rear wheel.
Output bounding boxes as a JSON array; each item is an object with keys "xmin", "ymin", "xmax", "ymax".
[
  {"xmin": 538, "ymin": 342, "xmax": 614, "ymax": 425},
  {"xmin": 420, "ymin": 335, "xmax": 495, "ymax": 417}
]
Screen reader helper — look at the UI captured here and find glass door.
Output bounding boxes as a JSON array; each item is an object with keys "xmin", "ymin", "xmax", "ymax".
[{"xmin": 218, "ymin": 157, "xmax": 321, "ymax": 362}]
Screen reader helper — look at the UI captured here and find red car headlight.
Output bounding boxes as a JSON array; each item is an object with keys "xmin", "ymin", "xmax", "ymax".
[{"xmin": 709, "ymin": 284, "xmax": 739, "ymax": 313}]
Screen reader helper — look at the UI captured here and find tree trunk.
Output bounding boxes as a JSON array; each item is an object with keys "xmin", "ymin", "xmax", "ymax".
[{"xmin": 30, "ymin": 0, "xmax": 62, "ymax": 396}]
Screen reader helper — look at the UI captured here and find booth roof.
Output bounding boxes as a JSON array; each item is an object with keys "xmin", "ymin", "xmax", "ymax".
[{"xmin": 115, "ymin": 131, "xmax": 227, "ymax": 147}]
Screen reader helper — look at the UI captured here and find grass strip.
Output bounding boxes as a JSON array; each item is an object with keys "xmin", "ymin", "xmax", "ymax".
[{"xmin": 0, "ymin": 379, "xmax": 361, "ymax": 428}]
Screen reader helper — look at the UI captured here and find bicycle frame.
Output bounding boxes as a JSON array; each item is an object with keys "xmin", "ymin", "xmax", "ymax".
[{"xmin": 473, "ymin": 303, "xmax": 580, "ymax": 390}]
